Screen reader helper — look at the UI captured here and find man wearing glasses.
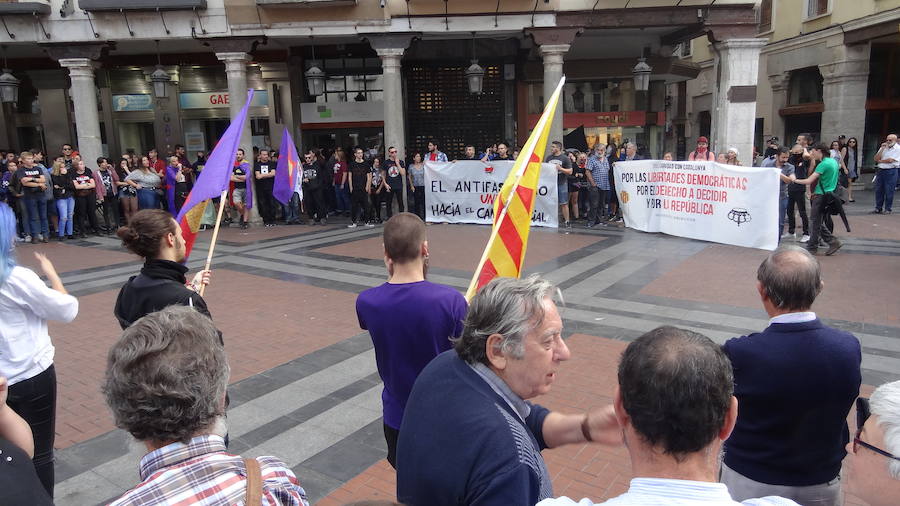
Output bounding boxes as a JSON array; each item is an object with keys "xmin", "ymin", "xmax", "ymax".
[
  {"xmin": 844, "ymin": 382, "xmax": 900, "ymax": 506},
  {"xmin": 720, "ymin": 245, "xmax": 861, "ymax": 506},
  {"xmin": 61, "ymin": 144, "xmax": 75, "ymax": 170},
  {"xmin": 301, "ymin": 150, "xmax": 327, "ymax": 225}
]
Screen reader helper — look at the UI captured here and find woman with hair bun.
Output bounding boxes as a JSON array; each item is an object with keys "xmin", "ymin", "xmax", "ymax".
[
  {"xmin": 113, "ymin": 209, "xmax": 212, "ymax": 330},
  {"xmin": 0, "ymin": 202, "xmax": 78, "ymax": 497}
]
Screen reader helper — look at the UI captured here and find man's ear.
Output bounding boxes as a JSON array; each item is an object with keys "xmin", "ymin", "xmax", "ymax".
[
  {"xmin": 421, "ymin": 240, "xmax": 429, "ymax": 259},
  {"xmin": 719, "ymin": 396, "xmax": 739, "ymax": 441},
  {"xmin": 756, "ymin": 281, "xmax": 767, "ymax": 304},
  {"xmin": 485, "ymin": 334, "xmax": 507, "ymax": 371},
  {"xmin": 613, "ymin": 386, "xmax": 629, "ymax": 428}
]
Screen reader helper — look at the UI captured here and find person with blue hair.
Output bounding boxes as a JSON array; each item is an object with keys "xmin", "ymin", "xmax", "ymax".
[{"xmin": 0, "ymin": 202, "xmax": 78, "ymax": 497}]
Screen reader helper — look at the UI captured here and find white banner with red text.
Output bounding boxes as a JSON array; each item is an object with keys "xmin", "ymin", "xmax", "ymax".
[
  {"xmin": 614, "ymin": 160, "xmax": 779, "ymax": 250},
  {"xmin": 425, "ymin": 160, "xmax": 559, "ymax": 228}
]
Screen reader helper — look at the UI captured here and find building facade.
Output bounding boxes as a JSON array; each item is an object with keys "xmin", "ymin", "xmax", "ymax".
[
  {"xmin": 673, "ymin": 0, "xmax": 900, "ymax": 167},
  {"xmin": 0, "ymin": 0, "xmax": 762, "ymax": 170}
]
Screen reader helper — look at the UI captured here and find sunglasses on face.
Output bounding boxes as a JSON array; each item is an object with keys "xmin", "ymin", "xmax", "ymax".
[{"xmin": 855, "ymin": 397, "xmax": 900, "ymax": 460}]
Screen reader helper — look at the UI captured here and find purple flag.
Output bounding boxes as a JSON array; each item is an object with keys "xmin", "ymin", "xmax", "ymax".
[
  {"xmin": 165, "ymin": 164, "xmax": 178, "ymax": 214},
  {"xmin": 273, "ymin": 128, "xmax": 302, "ymax": 205},
  {"xmin": 176, "ymin": 89, "xmax": 254, "ymax": 259}
]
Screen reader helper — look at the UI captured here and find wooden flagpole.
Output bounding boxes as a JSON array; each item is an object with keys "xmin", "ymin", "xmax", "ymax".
[{"xmin": 198, "ymin": 190, "xmax": 229, "ymax": 297}]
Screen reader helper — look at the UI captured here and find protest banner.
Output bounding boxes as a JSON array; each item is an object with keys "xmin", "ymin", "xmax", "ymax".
[
  {"xmin": 425, "ymin": 160, "xmax": 559, "ymax": 228},
  {"xmin": 614, "ymin": 160, "xmax": 780, "ymax": 250}
]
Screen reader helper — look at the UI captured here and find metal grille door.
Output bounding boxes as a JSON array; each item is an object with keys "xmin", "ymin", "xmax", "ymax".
[{"xmin": 405, "ymin": 63, "xmax": 504, "ymax": 160}]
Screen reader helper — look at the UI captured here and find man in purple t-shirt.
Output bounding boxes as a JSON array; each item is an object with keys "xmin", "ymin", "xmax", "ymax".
[{"xmin": 356, "ymin": 212, "xmax": 467, "ymax": 468}]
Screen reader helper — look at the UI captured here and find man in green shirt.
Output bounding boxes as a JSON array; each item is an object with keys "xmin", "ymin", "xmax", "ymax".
[{"xmin": 790, "ymin": 143, "xmax": 842, "ymax": 256}]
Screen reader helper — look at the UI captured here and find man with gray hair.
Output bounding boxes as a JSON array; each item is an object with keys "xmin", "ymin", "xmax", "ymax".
[
  {"xmin": 843, "ymin": 380, "xmax": 900, "ymax": 506},
  {"xmin": 103, "ymin": 306, "xmax": 309, "ymax": 506},
  {"xmin": 396, "ymin": 276, "xmax": 619, "ymax": 505},
  {"xmin": 721, "ymin": 245, "xmax": 861, "ymax": 505}
]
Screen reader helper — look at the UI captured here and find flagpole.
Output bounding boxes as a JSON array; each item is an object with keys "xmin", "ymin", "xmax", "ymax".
[
  {"xmin": 464, "ymin": 77, "xmax": 566, "ymax": 300},
  {"xmin": 199, "ymin": 190, "xmax": 229, "ymax": 297}
]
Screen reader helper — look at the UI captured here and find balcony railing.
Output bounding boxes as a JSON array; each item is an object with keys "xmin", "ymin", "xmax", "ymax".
[{"xmin": 78, "ymin": 0, "xmax": 206, "ymax": 11}]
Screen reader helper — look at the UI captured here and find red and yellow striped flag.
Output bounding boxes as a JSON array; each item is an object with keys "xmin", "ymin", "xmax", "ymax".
[{"xmin": 465, "ymin": 77, "xmax": 565, "ymax": 300}]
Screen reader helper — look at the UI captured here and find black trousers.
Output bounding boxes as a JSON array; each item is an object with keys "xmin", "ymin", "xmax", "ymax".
[
  {"xmin": 383, "ymin": 423, "xmax": 400, "ymax": 469},
  {"xmin": 370, "ymin": 190, "xmax": 384, "ymax": 221},
  {"xmin": 808, "ymin": 194, "xmax": 836, "ymax": 251},
  {"xmin": 350, "ymin": 189, "xmax": 369, "ymax": 223},
  {"xmin": 100, "ymin": 195, "xmax": 120, "ymax": 233},
  {"xmin": 74, "ymin": 193, "xmax": 98, "ymax": 234},
  {"xmin": 7, "ymin": 365, "xmax": 57, "ymax": 497},
  {"xmin": 413, "ymin": 186, "xmax": 425, "ymax": 219},
  {"xmin": 385, "ymin": 186, "xmax": 405, "ymax": 218},
  {"xmin": 588, "ymin": 187, "xmax": 608, "ymax": 223},
  {"xmin": 787, "ymin": 191, "xmax": 809, "ymax": 235},
  {"xmin": 257, "ymin": 186, "xmax": 277, "ymax": 224},
  {"xmin": 303, "ymin": 185, "xmax": 326, "ymax": 221}
]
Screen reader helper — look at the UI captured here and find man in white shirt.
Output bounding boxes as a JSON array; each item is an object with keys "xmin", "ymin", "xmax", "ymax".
[
  {"xmin": 537, "ymin": 326, "xmax": 798, "ymax": 506},
  {"xmin": 872, "ymin": 133, "xmax": 900, "ymax": 214}
]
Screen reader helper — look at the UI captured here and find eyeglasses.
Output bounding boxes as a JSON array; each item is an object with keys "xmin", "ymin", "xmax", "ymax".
[{"xmin": 854, "ymin": 397, "xmax": 900, "ymax": 460}]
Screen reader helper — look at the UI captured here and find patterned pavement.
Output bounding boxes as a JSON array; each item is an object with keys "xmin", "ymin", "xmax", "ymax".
[{"xmin": 18, "ymin": 192, "xmax": 897, "ymax": 505}]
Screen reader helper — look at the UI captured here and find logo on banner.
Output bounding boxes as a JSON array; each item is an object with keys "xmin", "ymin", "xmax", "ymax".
[
  {"xmin": 484, "ymin": 165, "xmax": 494, "ymax": 173},
  {"xmin": 728, "ymin": 208, "xmax": 752, "ymax": 227},
  {"xmin": 619, "ymin": 190, "xmax": 630, "ymax": 204}
]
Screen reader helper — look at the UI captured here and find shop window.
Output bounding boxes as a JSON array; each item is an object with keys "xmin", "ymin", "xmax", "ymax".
[
  {"xmin": 804, "ymin": 0, "xmax": 829, "ymax": 19},
  {"xmin": 759, "ymin": 0, "xmax": 773, "ymax": 33},
  {"xmin": 867, "ymin": 44, "xmax": 899, "ymax": 100},
  {"xmin": 788, "ymin": 68, "xmax": 823, "ymax": 105},
  {"xmin": 530, "ymin": 81, "xmax": 625, "ymax": 115},
  {"xmin": 312, "ymin": 58, "xmax": 383, "ymax": 104}
]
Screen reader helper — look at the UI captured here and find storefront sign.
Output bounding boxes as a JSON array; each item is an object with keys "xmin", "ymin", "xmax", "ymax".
[
  {"xmin": 425, "ymin": 160, "xmax": 558, "ymax": 228},
  {"xmin": 184, "ymin": 132, "xmax": 206, "ymax": 153},
  {"xmin": 526, "ymin": 111, "xmax": 666, "ymax": 129},
  {"xmin": 614, "ymin": 160, "xmax": 779, "ymax": 250},
  {"xmin": 179, "ymin": 91, "xmax": 269, "ymax": 109},
  {"xmin": 113, "ymin": 94, "xmax": 153, "ymax": 112},
  {"xmin": 299, "ymin": 101, "xmax": 384, "ymax": 126}
]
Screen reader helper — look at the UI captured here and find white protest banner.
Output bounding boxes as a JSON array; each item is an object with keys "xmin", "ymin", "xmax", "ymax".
[
  {"xmin": 425, "ymin": 160, "xmax": 559, "ymax": 228},
  {"xmin": 614, "ymin": 160, "xmax": 779, "ymax": 250}
]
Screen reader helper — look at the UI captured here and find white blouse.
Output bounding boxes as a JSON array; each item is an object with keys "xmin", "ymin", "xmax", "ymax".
[{"xmin": 0, "ymin": 266, "xmax": 78, "ymax": 384}]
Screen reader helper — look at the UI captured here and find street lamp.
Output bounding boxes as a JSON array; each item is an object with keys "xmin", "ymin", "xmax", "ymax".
[
  {"xmin": 0, "ymin": 68, "xmax": 19, "ymax": 104},
  {"xmin": 632, "ymin": 57, "xmax": 652, "ymax": 92},
  {"xmin": 466, "ymin": 34, "xmax": 484, "ymax": 95},
  {"xmin": 0, "ymin": 46, "xmax": 18, "ymax": 104},
  {"xmin": 150, "ymin": 40, "xmax": 170, "ymax": 99},
  {"xmin": 305, "ymin": 38, "xmax": 326, "ymax": 97}
]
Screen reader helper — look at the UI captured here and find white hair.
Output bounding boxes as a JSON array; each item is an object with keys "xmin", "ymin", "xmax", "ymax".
[
  {"xmin": 728, "ymin": 147, "xmax": 739, "ymax": 157},
  {"xmin": 870, "ymin": 380, "xmax": 900, "ymax": 479}
]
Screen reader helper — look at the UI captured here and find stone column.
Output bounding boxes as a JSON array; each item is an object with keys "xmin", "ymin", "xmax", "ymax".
[
  {"xmin": 59, "ymin": 58, "xmax": 103, "ymax": 166},
  {"xmin": 216, "ymin": 51, "xmax": 259, "ymax": 222},
  {"xmin": 540, "ymin": 44, "xmax": 569, "ymax": 149},
  {"xmin": 819, "ymin": 44, "xmax": 870, "ymax": 146},
  {"xmin": 368, "ymin": 34, "xmax": 415, "ymax": 211},
  {"xmin": 767, "ymin": 72, "xmax": 790, "ymax": 142},
  {"xmin": 710, "ymin": 39, "xmax": 767, "ymax": 164}
]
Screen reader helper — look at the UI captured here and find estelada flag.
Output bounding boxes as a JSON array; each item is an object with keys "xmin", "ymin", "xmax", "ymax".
[
  {"xmin": 273, "ymin": 127, "xmax": 302, "ymax": 205},
  {"xmin": 175, "ymin": 89, "xmax": 254, "ymax": 260},
  {"xmin": 465, "ymin": 77, "xmax": 565, "ymax": 300}
]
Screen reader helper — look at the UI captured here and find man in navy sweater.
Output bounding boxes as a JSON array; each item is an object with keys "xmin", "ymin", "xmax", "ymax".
[
  {"xmin": 396, "ymin": 276, "xmax": 620, "ymax": 506},
  {"xmin": 721, "ymin": 245, "xmax": 861, "ymax": 505}
]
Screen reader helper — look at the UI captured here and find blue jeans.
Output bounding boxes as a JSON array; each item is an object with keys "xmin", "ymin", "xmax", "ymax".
[
  {"xmin": 23, "ymin": 196, "xmax": 49, "ymax": 237},
  {"xmin": 56, "ymin": 197, "xmax": 75, "ymax": 237},
  {"xmin": 137, "ymin": 188, "xmax": 160, "ymax": 210},
  {"xmin": 335, "ymin": 185, "xmax": 350, "ymax": 213},
  {"xmin": 874, "ymin": 167, "xmax": 898, "ymax": 212},
  {"xmin": 283, "ymin": 192, "xmax": 300, "ymax": 223}
]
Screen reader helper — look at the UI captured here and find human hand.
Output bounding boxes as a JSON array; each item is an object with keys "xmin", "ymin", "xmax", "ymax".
[
  {"xmin": 34, "ymin": 252, "xmax": 58, "ymax": 279},
  {"xmin": 585, "ymin": 405, "xmax": 621, "ymax": 446},
  {"xmin": 410, "ymin": 186, "xmax": 416, "ymax": 193},
  {"xmin": 190, "ymin": 270, "xmax": 211, "ymax": 291},
  {"xmin": 0, "ymin": 376, "xmax": 7, "ymax": 406}
]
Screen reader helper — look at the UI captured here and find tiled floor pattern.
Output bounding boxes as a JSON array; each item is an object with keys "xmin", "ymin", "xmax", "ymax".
[{"xmin": 19, "ymin": 193, "xmax": 896, "ymax": 505}]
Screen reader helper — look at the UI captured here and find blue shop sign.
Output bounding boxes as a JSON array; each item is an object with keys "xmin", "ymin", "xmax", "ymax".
[{"xmin": 112, "ymin": 94, "xmax": 153, "ymax": 112}]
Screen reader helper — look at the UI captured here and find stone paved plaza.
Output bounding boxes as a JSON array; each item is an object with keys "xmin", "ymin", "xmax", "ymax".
[{"xmin": 21, "ymin": 194, "xmax": 899, "ymax": 505}]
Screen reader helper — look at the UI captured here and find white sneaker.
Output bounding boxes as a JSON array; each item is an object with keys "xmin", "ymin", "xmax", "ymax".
[
  {"xmin": 781, "ymin": 232, "xmax": 792, "ymax": 239},
  {"xmin": 347, "ymin": 222, "xmax": 358, "ymax": 228},
  {"xmin": 799, "ymin": 235, "xmax": 810, "ymax": 243},
  {"xmin": 24, "ymin": 235, "xmax": 31, "ymax": 243}
]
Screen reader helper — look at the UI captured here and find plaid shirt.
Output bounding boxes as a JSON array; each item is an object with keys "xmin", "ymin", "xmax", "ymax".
[
  {"xmin": 110, "ymin": 435, "xmax": 309, "ymax": 506},
  {"xmin": 587, "ymin": 155, "xmax": 611, "ymax": 191}
]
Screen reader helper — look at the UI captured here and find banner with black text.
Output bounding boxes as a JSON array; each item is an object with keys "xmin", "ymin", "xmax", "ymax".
[
  {"xmin": 614, "ymin": 160, "xmax": 779, "ymax": 250},
  {"xmin": 425, "ymin": 161, "xmax": 559, "ymax": 228}
]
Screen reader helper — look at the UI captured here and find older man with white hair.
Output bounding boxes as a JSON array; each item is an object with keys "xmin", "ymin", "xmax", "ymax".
[
  {"xmin": 396, "ymin": 276, "xmax": 619, "ymax": 506},
  {"xmin": 843, "ymin": 381, "xmax": 900, "ymax": 506}
]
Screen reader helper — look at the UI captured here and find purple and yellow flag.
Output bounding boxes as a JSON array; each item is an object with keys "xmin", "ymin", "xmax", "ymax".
[
  {"xmin": 176, "ymin": 89, "xmax": 254, "ymax": 260},
  {"xmin": 273, "ymin": 127, "xmax": 302, "ymax": 205}
]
